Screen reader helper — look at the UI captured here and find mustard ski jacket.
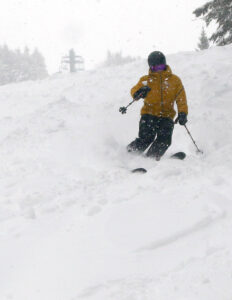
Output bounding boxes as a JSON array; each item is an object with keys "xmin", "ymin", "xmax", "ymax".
[{"xmin": 131, "ymin": 65, "xmax": 188, "ymax": 119}]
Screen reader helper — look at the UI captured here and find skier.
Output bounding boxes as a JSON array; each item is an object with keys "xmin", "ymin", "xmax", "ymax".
[{"xmin": 127, "ymin": 51, "xmax": 188, "ymax": 160}]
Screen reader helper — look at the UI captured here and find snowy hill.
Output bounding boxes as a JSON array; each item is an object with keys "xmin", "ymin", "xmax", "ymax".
[{"xmin": 0, "ymin": 45, "xmax": 232, "ymax": 300}]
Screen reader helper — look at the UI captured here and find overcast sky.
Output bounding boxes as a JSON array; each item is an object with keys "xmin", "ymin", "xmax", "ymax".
[{"xmin": 0, "ymin": 0, "xmax": 208, "ymax": 73}]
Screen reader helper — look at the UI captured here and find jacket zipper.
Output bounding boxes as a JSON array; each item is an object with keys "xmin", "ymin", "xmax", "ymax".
[{"xmin": 159, "ymin": 73, "xmax": 163, "ymax": 116}]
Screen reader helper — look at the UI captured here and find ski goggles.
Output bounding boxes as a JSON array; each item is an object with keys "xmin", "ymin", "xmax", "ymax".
[{"xmin": 150, "ymin": 64, "xmax": 166, "ymax": 72}]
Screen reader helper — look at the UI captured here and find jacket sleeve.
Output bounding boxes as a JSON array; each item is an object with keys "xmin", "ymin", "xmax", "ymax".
[
  {"xmin": 130, "ymin": 76, "xmax": 148, "ymax": 99},
  {"xmin": 175, "ymin": 78, "xmax": 188, "ymax": 115}
]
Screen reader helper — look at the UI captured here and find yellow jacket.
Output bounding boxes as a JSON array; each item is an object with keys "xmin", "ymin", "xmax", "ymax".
[{"xmin": 131, "ymin": 65, "xmax": 188, "ymax": 119}]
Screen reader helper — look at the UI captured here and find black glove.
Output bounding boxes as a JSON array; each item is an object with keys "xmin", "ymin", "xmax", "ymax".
[
  {"xmin": 133, "ymin": 86, "xmax": 151, "ymax": 100},
  {"xmin": 178, "ymin": 112, "xmax": 187, "ymax": 125}
]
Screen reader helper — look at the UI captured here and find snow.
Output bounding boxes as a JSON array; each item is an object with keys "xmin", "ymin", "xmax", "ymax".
[{"xmin": 0, "ymin": 45, "xmax": 232, "ymax": 300}]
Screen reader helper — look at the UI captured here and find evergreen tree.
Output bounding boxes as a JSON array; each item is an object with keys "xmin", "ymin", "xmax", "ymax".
[
  {"xmin": 0, "ymin": 45, "xmax": 14, "ymax": 84},
  {"xmin": 193, "ymin": 0, "xmax": 232, "ymax": 45},
  {"xmin": 197, "ymin": 27, "xmax": 210, "ymax": 50},
  {"xmin": 21, "ymin": 46, "xmax": 33, "ymax": 81},
  {"xmin": 31, "ymin": 48, "xmax": 48, "ymax": 79}
]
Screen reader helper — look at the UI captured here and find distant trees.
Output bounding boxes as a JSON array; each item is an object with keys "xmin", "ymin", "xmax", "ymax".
[
  {"xmin": 102, "ymin": 51, "xmax": 140, "ymax": 67},
  {"xmin": 0, "ymin": 45, "xmax": 48, "ymax": 85},
  {"xmin": 193, "ymin": 0, "xmax": 232, "ymax": 46},
  {"xmin": 197, "ymin": 27, "xmax": 210, "ymax": 50}
]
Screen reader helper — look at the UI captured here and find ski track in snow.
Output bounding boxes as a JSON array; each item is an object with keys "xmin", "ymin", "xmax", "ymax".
[
  {"xmin": 0, "ymin": 46, "xmax": 232, "ymax": 300},
  {"xmin": 137, "ymin": 210, "xmax": 226, "ymax": 252}
]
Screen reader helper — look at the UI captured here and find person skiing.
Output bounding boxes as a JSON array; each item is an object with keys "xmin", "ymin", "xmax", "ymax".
[{"xmin": 127, "ymin": 51, "xmax": 188, "ymax": 160}]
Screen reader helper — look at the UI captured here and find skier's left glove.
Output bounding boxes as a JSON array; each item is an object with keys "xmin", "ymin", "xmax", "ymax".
[
  {"xmin": 133, "ymin": 86, "xmax": 151, "ymax": 100},
  {"xmin": 178, "ymin": 112, "xmax": 187, "ymax": 125}
]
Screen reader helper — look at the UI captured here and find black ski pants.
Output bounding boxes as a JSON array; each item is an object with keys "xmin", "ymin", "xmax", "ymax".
[{"xmin": 127, "ymin": 114, "xmax": 174, "ymax": 158}]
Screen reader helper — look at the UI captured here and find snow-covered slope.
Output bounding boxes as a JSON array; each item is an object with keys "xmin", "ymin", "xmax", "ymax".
[{"xmin": 0, "ymin": 45, "xmax": 232, "ymax": 300}]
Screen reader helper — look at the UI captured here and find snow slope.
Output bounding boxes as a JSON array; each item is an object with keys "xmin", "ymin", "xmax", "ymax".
[{"xmin": 0, "ymin": 45, "xmax": 232, "ymax": 300}]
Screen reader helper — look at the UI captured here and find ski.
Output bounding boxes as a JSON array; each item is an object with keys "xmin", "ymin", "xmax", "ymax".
[
  {"xmin": 131, "ymin": 167, "xmax": 147, "ymax": 174},
  {"xmin": 170, "ymin": 151, "xmax": 186, "ymax": 160},
  {"xmin": 131, "ymin": 152, "xmax": 186, "ymax": 173}
]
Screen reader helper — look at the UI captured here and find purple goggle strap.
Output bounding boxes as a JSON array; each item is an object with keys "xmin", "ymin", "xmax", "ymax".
[{"xmin": 150, "ymin": 64, "xmax": 166, "ymax": 72}]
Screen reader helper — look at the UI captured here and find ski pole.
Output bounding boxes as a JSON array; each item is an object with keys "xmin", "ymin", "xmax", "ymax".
[
  {"xmin": 119, "ymin": 86, "xmax": 151, "ymax": 114},
  {"xmin": 184, "ymin": 125, "xmax": 203, "ymax": 154},
  {"xmin": 119, "ymin": 100, "xmax": 135, "ymax": 114},
  {"xmin": 175, "ymin": 117, "xmax": 203, "ymax": 154}
]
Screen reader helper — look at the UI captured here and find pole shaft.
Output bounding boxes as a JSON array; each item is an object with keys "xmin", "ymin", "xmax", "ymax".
[
  {"xmin": 184, "ymin": 125, "xmax": 203, "ymax": 153},
  {"xmin": 126, "ymin": 100, "xmax": 135, "ymax": 108}
]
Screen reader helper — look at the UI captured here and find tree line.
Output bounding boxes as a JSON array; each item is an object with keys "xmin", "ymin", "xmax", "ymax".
[{"xmin": 0, "ymin": 45, "xmax": 48, "ymax": 86}]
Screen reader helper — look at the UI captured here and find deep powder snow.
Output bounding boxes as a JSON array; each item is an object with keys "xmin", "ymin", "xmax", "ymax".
[{"xmin": 0, "ymin": 45, "xmax": 232, "ymax": 300}]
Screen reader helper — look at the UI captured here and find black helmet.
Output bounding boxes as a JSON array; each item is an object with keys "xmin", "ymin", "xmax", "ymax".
[{"xmin": 148, "ymin": 51, "xmax": 166, "ymax": 67}]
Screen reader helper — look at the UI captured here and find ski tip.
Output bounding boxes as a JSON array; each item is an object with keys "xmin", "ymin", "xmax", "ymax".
[
  {"xmin": 131, "ymin": 168, "xmax": 147, "ymax": 174},
  {"xmin": 171, "ymin": 152, "xmax": 186, "ymax": 160}
]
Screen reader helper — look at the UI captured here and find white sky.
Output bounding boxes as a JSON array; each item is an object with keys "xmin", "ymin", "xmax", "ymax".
[{"xmin": 0, "ymin": 0, "xmax": 208, "ymax": 73}]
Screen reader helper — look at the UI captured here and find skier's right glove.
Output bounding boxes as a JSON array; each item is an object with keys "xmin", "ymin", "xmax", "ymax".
[
  {"xmin": 133, "ymin": 86, "xmax": 151, "ymax": 100},
  {"xmin": 178, "ymin": 112, "xmax": 188, "ymax": 125}
]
